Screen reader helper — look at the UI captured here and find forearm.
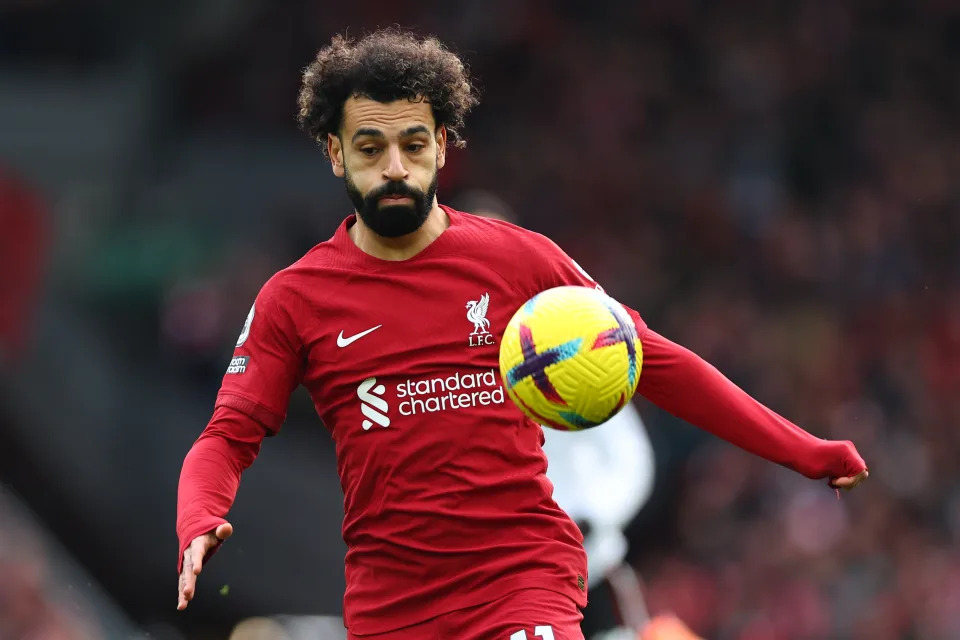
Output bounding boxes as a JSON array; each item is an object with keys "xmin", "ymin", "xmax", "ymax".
[
  {"xmin": 636, "ymin": 329, "xmax": 865, "ymax": 479},
  {"xmin": 176, "ymin": 405, "xmax": 267, "ymax": 570}
]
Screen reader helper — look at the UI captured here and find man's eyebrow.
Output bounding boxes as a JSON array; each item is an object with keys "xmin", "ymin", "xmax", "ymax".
[
  {"xmin": 351, "ymin": 125, "xmax": 431, "ymax": 143},
  {"xmin": 400, "ymin": 125, "xmax": 431, "ymax": 138},
  {"xmin": 352, "ymin": 127, "xmax": 385, "ymax": 143}
]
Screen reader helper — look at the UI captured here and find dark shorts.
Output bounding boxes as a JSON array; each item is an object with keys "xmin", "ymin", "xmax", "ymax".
[{"xmin": 347, "ymin": 588, "xmax": 585, "ymax": 640}]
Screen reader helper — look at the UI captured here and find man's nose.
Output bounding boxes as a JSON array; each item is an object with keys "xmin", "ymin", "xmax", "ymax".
[{"xmin": 382, "ymin": 145, "xmax": 409, "ymax": 181}]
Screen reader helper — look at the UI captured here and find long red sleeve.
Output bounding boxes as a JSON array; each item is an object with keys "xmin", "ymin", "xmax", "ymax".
[
  {"xmin": 636, "ymin": 328, "xmax": 866, "ymax": 480},
  {"xmin": 176, "ymin": 405, "xmax": 268, "ymax": 572}
]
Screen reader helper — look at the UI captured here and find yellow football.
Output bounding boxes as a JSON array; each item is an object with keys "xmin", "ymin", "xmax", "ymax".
[{"xmin": 499, "ymin": 286, "xmax": 643, "ymax": 430}]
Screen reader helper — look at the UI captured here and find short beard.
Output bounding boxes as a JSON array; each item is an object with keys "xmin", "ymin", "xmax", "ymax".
[{"xmin": 345, "ymin": 167, "xmax": 439, "ymax": 238}]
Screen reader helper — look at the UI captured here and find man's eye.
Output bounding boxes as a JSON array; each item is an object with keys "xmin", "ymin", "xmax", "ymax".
[
  {"xmin": 360, "ymin": 147, "xmax": 379, "ymax": 156},
  {"xmin": 406, "ymin": 144, "xmax": 425, "ymax": 153}
]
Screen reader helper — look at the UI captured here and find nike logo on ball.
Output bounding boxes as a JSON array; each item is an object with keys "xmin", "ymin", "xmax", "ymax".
[{"xmin": 337, "ymin": 325, "xmax": 382, "ymax": 347}]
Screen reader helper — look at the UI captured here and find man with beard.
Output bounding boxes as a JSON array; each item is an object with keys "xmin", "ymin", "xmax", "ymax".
[{"xmin": 176, "ymin": 29, "xmax": 868, "ymax": 640}]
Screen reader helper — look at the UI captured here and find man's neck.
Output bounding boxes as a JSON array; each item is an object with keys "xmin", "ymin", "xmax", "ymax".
[{"xmin": 348, "ymin": 202, "xmax": 449, "ymax": 261}]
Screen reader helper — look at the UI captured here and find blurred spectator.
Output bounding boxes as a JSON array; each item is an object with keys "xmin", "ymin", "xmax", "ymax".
[
  {"xmin": 0, "ymin": 492, "xmax": 104, "ymax": 640},
  {"xmin": 0, "ymin": 167, "xmax": 48, "ymax": 364},
  {"xmin": 228, "ymin": 617, "xmax": 292, "ymax": 640}
]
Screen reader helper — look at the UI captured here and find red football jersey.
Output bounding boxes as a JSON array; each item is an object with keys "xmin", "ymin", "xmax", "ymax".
[{"xmin": 216, "ymin": 206, "xmax": 647, "ymax": 634}]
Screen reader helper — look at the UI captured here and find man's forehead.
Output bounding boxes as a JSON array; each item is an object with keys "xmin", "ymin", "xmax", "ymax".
[{"xmin": 342, "ymin": 96, "xmax": 436, "ymax": 134}]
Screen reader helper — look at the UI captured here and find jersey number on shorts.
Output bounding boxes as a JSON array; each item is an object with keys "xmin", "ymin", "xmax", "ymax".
[{"xmin": 510, "ymin": 627, "xmax": 555, "ymax": 640}]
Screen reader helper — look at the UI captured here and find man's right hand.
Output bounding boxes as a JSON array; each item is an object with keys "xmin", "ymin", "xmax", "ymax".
[{"xmin": 177, "ymin": 522, "xmax": 233, "ymax": 611}]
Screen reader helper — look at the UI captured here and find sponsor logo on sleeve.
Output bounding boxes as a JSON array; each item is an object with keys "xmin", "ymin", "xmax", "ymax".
[{"xmin": 226, "ymin": 356, "xmax": 249, "ymax": 374}]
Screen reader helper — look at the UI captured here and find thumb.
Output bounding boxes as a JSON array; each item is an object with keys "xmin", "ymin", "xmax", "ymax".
[
  {"xmin": 191, "ymin": 522, "xmax": 233, "ymax": 576},
  {"xmin": 215, "ymin": 522, "xmax": 233, "ymax": 542}
]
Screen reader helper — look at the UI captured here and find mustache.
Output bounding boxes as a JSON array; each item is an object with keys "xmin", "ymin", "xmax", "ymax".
[{"xmin": 367, "ymin": 181, "xmax": 422, "ymax": 201}]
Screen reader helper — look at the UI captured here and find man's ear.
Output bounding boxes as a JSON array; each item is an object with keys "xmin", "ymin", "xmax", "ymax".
[
  {"xmin": 328, "ymin": 133, "xmax": 345, "ymax": 177},
  {"xmin": 436, "ymin": 126, "xmax": 448, "ymax": 170}
]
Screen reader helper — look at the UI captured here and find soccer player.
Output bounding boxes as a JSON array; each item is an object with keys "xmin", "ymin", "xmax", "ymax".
[{"xmin": 176, "ymin": 29, "xmax": 868, "ymax": 640}]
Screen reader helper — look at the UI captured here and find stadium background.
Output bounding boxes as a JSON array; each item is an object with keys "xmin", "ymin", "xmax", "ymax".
[{"xmin": 1, "ymin": 1, "xmax": 959, "ymax": 638}]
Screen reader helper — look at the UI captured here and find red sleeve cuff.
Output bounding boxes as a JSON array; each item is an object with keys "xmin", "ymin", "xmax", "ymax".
[{"xmin": 215, "ymin": 392, "xmax": 285, "ymax": 433}]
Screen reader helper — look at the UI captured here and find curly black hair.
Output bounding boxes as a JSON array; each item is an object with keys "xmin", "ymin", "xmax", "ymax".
[{"xmin": 297, "ymin": 28, "xmax": 478, "ymax": 153}]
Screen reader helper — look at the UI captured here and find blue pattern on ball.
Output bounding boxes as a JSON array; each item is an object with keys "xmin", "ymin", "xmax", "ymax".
[
  {"xmin": 523, "ymin": 295, "xmax": 539, "ymax": 315},
  {"xmin": 558, "ymin": 410, "xmax": 597, "ymax": 429}
]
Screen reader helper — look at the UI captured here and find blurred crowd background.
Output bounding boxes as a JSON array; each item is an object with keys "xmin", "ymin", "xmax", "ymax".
[{"xmin": 1, "ymin": 1, "xmax": 959, "ymax": 638}]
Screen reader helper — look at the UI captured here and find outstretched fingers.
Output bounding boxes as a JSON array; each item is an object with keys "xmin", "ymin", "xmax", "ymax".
[
  {"xmin": 178, "ymin": 551, "xmax": 196, "ymax": 610},
  {"xmin": 177, "ymin": 522, "xmax": 233, "ymax": 611}
]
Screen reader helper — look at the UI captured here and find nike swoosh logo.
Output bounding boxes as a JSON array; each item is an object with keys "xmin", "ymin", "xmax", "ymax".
[{"xmin": 337, "ymin": 324, "xmax": 382, "ymax": 347}]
